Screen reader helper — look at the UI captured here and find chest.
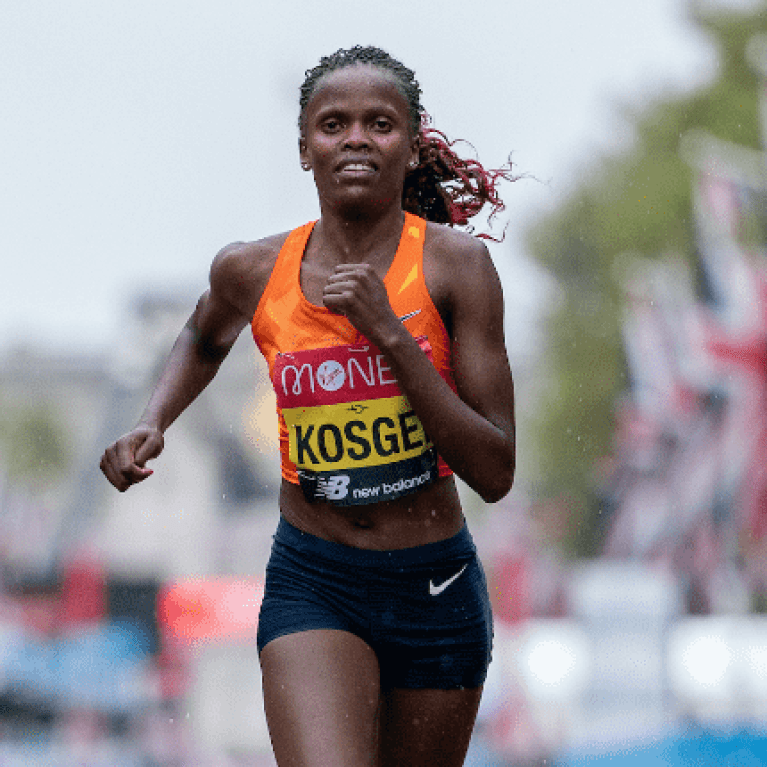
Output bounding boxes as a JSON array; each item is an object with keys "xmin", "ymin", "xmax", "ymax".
[
  {"xmin": 297, "ymin": 258, "xmax": 388, "ymax": 308},
  {"xmin": 298, "ymin": 248, "xmax": 451, "ymax": 331}
]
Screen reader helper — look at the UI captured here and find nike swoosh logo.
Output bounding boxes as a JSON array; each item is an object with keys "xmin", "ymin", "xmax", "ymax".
[
  {"xmin": 429, "ymin": 564, "xmax": 468, "ymax": 596},
  {"xmin": 398, "ymin": 310, "xmax": 421, "ymax": 323}
]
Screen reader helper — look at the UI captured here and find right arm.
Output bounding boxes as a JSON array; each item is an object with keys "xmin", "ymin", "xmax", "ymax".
[{"xmin": 100, "ymin": 241, "xmax": 267, "ymax": 491}]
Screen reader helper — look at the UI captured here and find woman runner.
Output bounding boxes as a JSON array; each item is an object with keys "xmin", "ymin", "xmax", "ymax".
[{"xmin": 100, "ymin": 45, "xmax": 516, "ymax": 767}]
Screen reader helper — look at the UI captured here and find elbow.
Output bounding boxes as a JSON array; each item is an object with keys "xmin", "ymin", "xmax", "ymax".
[
  {"xmin": 479, "ymin": 478, "xmax": 513, "ymax": 504},
  {"xmin": 188, "ymin": 325, "xmax": 232, "ymax": 366},
  {"xmin": 477, "ymin": 456, "xmax": 515, "ymax": 504}
]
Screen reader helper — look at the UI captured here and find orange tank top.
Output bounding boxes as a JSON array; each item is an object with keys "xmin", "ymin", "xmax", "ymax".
[{"xmin": 251, "ymin": 213, "xmax": 456, "ymax": 505}]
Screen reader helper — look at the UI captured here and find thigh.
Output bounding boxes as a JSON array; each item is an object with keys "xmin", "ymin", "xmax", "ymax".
[
  {"xmin": 376, "ymin": 686, "xmax": 483, "ymax": 767},
  {"xmin": 375, "ymin": 552, "xmax": 493, "ymax": 690},
  {"xmin": 260, "ymin": 629, "xmax": 381, "ymax": 767}
]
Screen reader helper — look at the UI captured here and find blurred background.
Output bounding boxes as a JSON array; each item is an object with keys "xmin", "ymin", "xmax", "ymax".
[{"xmin": 2, "ymin": 0, "xmax": 767, "ymax": 764}]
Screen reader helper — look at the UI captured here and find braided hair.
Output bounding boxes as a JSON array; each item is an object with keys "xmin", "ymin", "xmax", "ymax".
[{"xmin": 299, "ymin": 46, "xmax": 516, "ymax": 241}]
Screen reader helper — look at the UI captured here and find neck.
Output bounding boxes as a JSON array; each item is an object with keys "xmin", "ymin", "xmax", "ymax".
[{"xmin": 314, "ymin": 204, "xmax": 406, "ymax": 264}]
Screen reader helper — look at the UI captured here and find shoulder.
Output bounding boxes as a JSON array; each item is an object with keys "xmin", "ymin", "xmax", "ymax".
[
  {"xmin": 211, "ymin": 231, "xmax": 291, "ymax": 286},
  {"xmin": 209, "ymin": 231, "xmax": 292, "ymax": 316},
  {"xmin": 422, "ymin": 222, "xmax": 502, "ymax": 307},
  {"xmin": 424, "ymin": 221, "xmax": 489, "ymax": 260}
]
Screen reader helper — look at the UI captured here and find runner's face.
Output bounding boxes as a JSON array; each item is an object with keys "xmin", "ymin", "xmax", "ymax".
[{"xmin": 300, "ymin": 65, "xmax": 418, "ymax": 213}]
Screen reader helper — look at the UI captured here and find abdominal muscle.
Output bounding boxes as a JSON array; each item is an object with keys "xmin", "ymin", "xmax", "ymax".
[{"xmin": 278, "ymin": 474, "xmax": 465, "ymax": 550}]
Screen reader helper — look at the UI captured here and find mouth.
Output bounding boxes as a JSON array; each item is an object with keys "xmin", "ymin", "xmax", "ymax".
[{"xmin": 336, "ymin": 159, "xmax": 377, "ymax": 176}]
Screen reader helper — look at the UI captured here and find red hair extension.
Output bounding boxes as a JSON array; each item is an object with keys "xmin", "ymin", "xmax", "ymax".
[{"xmin": 403, "ymin": 114, "xmax": 518, "ymax": 242}]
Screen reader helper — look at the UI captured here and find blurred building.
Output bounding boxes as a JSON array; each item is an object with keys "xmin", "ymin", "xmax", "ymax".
[{"xmin": 0, "ymin": 289, "xmax": 281, "ymax": 763}]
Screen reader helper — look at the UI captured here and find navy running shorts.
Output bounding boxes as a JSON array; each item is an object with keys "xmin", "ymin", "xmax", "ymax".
[{"xmin": 257, "ymin": 516, "xmax": 493, "ymax": 689}]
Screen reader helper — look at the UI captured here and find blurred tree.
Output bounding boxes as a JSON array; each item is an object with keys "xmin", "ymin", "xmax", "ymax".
[
  {"xmin": 523, "ymin": 1, "xmax": 767, "ymax": 557},
  {"xmin": 0, "ymin": 404, "xmax": 71, "ymax": 486}
]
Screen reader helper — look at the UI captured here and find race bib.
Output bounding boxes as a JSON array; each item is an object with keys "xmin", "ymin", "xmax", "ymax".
[{"xmin": 273, "ymin": 339, "xmax": 437, "ymax": 505}]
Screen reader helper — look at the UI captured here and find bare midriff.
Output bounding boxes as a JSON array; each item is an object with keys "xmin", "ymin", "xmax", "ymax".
[{"xmin": 278, "ymin": 474, "xmax": 464, "ymax": 550}]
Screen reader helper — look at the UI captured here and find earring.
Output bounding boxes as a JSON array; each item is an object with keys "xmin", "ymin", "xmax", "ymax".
[
  {"xmin": 301, "ymin": 162, "xmax": 311, "ymax": 171},
  {"xmin": 408, "ymin": 160, "xmax": 418, "ymax": 169}
]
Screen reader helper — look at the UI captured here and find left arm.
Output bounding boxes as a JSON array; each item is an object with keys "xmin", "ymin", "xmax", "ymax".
[{"xmin": 323, "ymin": 236, "xmax": 515, "ymax": 503}]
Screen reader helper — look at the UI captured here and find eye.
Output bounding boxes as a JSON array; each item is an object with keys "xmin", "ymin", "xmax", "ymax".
[
  {"xmin": 321, "ymin": 118, "xmax": 342, "ymax": 132},
  {"xmin": 373, "ymin": 117, "xmax": 392, "ymax": 132}
]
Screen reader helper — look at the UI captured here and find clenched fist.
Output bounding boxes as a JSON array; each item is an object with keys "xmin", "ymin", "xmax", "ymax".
[{"xmin": 100, "ymin": 424, "xmax": 164, "ymax": 492}]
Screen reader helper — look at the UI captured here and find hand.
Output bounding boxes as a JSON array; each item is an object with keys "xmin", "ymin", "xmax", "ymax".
[
  {"xmin": 322, "ymin": 263, "xmax": 400, "ymax": 345},
  {"xmin": 100, "ymin": 424, "xmax": 164, "ymax": 492}
]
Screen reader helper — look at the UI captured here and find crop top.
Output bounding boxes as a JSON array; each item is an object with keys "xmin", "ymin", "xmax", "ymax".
[{"xmin": 250, "ymin": 212, "xmax": 457, "ymax": 505}]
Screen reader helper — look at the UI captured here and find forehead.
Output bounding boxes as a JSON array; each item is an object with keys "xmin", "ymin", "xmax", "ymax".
[{"xmin": 306, "ymin": 64, "xmax": 410, "ymax": 116}]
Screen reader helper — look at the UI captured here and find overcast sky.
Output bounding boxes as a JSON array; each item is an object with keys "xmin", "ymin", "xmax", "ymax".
[{"xmin": 1, "ymin": 0, "xmax": 723, "ymax": 357}]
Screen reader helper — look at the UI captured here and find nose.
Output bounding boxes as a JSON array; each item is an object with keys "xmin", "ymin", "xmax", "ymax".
[{"xmin": 343, "ymin": 120, "xmax": 370, "ymax": 148}]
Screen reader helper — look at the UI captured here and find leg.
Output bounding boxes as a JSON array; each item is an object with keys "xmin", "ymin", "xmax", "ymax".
[
  {"xmin": 376, "ymin": 686, "xmax": 482, "ymax": 767},
  {"xmin": 260, "ymin": 629, "xmax": 381, "ymax": 767}
]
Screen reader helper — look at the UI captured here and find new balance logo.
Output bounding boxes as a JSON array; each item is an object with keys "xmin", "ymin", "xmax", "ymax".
[
  {"xmin": 429, "ymin": 564, "xmax": 468, "ymax": 596},
  {"xmin": 316, "ymin": 475, "xmax": 350, "ymax": 500}
]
